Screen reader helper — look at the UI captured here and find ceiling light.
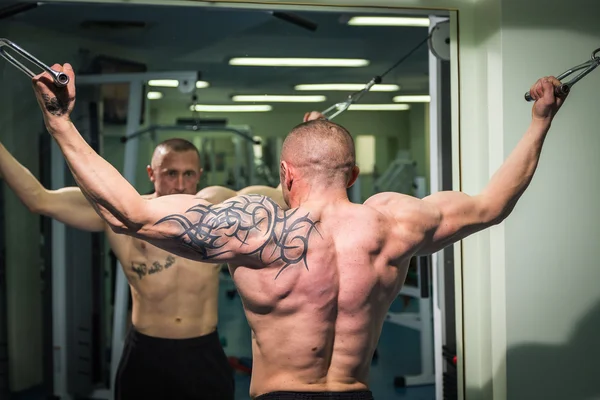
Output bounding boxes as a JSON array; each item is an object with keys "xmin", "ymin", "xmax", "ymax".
[
  {"xmin": 189, "ymin": 104, "xmax": 272, "ymax": 112},
  {"xmin": 148, "ymin": 79, "xmax": 179, "ymax": 88},
  {"xmin": 347, "ymin": 16, "xmax": 430, "ymax": 27},
  {"xmin": 295, "ymin": 83, "xmax": 400, "ymax": 92},
  {"xmin": 229, "ymin": 57, "xmax": 369, "ymax": 67},
  {"xmin": 347, "ymin": 104, "xmax": 411, "ymax": 111},
  {"xmin": 393, "ymin": 95, "xmax": 431, "ymax": 102},
  {"xmin": 196, "ymin": 80, "xmax": 210, "ymax": 89},
  {"xmin": 232, "ymin": 95, "xmax": 326, "ymax": 103},
  {"xmin": 147, "ymin": 91, "xmax": 163, "ymax": 100}
]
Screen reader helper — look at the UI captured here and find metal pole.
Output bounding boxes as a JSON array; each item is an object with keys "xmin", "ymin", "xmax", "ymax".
[
  {"xmin": 109, "ymin": 80, "xmax": 143, "ymax": 400},
  {"xmin": 51, "ymin": 140, "xmax": 71, "ymax": 400}
]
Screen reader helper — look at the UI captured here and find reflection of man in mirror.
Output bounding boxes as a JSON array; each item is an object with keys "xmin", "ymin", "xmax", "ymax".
[{"xmin": 1, "ymin": 74, "xmax": 285, "ymax": 399}]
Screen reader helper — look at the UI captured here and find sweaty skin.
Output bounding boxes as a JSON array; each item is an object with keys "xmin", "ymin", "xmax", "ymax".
[{"xmin": 30, "ymin": 65, "xmax": 566, "ymax": 398}]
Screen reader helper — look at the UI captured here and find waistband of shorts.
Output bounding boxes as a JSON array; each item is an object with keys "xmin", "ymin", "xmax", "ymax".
[
  {"xmin": 127, "ymin": 325, "xmax": 220, "ymax": 348},
  {"xmin": 254, "ymin": 390, "xmax": 374, "ymax": 400}
]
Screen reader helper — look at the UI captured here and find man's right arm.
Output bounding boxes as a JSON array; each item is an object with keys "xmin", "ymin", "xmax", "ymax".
[
  {"xmin": 415, "ymin": 77, "xmax": 565, "ymax": 255},
  {"xmin": 0, "ymin": 143, "xmax": 105, "ymax": 232},
  {"xmin": 369, "ymin": 76, "xmax": 566, "ymax": 257}
]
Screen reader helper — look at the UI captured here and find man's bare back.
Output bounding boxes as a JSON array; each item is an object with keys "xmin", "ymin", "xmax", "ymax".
[{"xmin": 233, "ymin": 196, "xmax": 416, "ymax": 396}]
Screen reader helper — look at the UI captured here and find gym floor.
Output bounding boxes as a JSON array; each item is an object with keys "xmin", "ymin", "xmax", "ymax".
[{"xmin": 11, "ymin": 277, "xmax": 435, "ymax": 400}]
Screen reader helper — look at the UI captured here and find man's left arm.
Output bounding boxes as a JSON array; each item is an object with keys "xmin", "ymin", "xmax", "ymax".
[
  {"xmin": 31, "ymin": 112, "xmax": 281, "ymax": 264},
  {"xmin": 30, "ymin": 63, "xmax": 290, "ymax": 266}
]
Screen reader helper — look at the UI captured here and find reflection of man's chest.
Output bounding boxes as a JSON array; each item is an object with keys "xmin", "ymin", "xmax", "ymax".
[{"xmin": 128, "ymin": 238, "xmax": 178, "ymax": 280}]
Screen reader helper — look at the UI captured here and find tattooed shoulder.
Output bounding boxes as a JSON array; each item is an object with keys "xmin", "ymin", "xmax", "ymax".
[{"xmin": 154, "ymin": 195, "xmax": 322, "ymax": 278}]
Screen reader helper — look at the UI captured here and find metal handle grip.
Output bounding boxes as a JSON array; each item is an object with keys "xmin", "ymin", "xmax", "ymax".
[
  {"xmin": 524, "ymin": 84, "xmax": 570, "ymax": 102},
  {"xmin": 0, "ymin": 38, "xmax": 69, "ymax": 87}
]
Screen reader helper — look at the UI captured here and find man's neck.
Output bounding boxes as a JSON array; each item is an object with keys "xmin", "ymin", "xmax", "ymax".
[{"xmin": 289, "ymin": 184, "xmax": 349, "ymax": 208}]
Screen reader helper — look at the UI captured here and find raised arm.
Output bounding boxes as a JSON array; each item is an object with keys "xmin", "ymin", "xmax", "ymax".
[
  {"xmin": 415, "ymin": 76, "xmax": 566, "ymax": 255},
  {"xmin": 118, "ymin": 193, "xmax": 297, "ymax": 266},
  {"xmin": 0, "ymin": 142, "xmax": 104, "ymax": 232},
  {"xmin": 29, "ymin": 64, "xmax": 307, "ymax": 266}
]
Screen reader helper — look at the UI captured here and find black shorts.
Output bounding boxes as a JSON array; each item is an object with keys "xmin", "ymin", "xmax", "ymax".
[
  {"xmin": 254, "ymin": 391, "xmax": 374, "ymax": 400},
  {"xmin": 115, "ymin": 326, "xmax": 234, "ymax": 400}
]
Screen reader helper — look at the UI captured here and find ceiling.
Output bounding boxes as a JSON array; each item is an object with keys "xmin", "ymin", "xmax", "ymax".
[{"xmin": 3, "ymin": 1, "xmax": 441, "ymax": 110}]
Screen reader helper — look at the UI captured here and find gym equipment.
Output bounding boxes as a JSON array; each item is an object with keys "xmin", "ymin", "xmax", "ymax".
[
  {"xmin": 320, "ymin": 76, "xmax": 381, "ymax": 120},
  {"xmin": 320, "ymin": 19, "xmax": 449, "ymax": 120},
  {"xmin": 384, "ymin": 256, "xmax": 434, "ymax": 388},
  {"xmin": 120, "ymin": 124, "xmax": 260, "ymax": 145},
  {"xmin": 0, "ymin": 38, "xmax": 69, "ymax": 86},
  {"xmin": 524, "ymin": 47, "xmax": 600, "ymax": 101},
  {"xmin": 429, "ymin": 17, "xmax": 455, "ymax": 399},
  {"xmin": 228, "ymin": 356, "xmax": 252, "ymax": 375},
  {"xmin": 373, "ymin": 150, "xmax": 417, "ymax": 196}
]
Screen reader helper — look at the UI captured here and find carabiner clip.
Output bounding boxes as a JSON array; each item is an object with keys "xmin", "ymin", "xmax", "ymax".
[
  {"xmin": 524, "ymin": 48, "xmax": 600, "ymax": 102},
  {"xmin": 0, "ymin": 38, "xmax": 69, "ymax": 87},
  {"xmin": 320, "ymin": 76, "xmax": 381, "ymax": 120}
]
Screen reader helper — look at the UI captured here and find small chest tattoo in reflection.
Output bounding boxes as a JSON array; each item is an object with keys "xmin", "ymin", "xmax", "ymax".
[{"xmin": 131, "ymin": 255, "xmax": 176, "ymax": 280}]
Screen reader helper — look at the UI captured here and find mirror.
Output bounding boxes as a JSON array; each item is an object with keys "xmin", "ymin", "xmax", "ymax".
[{"xmin": 0, "ymin": 2, "xmax": 454, "ymax": 400}]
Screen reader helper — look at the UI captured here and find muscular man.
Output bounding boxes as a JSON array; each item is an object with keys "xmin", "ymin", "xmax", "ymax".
[
  {"xmin": 0, "ymin": 134, "xmax": 283, "ymax": 399},
  {"xmin": 30, "ymin": 65, "xmax": 566, "ymax": 399}
]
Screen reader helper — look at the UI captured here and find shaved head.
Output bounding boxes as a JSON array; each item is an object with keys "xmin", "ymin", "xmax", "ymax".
[
  {"xmin": 151, "ymin": 138, "xmax": 200, "ymax": 168},
  {"xmin": 281, "ymin": 119, "xmax": 356, "ymax": 185}
]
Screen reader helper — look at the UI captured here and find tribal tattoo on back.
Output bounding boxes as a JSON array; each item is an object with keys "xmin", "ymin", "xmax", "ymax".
[{"xmin": 153, "ymin": 195, "xmax": 321, "ymax": 279}]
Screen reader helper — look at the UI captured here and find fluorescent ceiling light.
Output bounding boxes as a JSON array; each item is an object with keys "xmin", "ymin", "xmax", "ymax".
[
  {"xmin": 147, "ymin": 91, "xmax": 163, "ymax": 100},
  {"xmin": 148, "ymin": 80, "xmax": 210, "ymax": 88},
  {"xmin": 295, "ymin": 83, "xmax": 400, "ymax": 92},
  {"xmin": 190, "ymin": 104, "xmax": 272, "ymax": 112},
  {"xmin": 232, "ymin": 95, "xmax": 326, "ymax": 103},
  {"xmin": 393, "ymin": 95, "xmax": 431, "ymax": 102},
  {"xmin": 229, "ymin": 57, "xmax": 369, "ymax": 67},
  {"xmin": 148, "ymin": 79, "xmax": 179, "ymax": 88},
  {"xmin": 348, "ymin": 16, "xmax": 430, "ymax": 27},
  {"xmin": 347, "ymin": 104, "xmax": 411, "ymax": 111}
]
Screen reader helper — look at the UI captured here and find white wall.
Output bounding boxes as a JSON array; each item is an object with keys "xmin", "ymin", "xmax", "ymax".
[{"xmin": 500, "ymin": 1, "xmax": 600, "ymax": 399}]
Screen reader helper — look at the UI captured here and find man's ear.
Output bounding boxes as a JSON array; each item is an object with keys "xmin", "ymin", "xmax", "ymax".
[
  {"xmin": 281, "ymin": 161, "xmax": 294, "ymax": 190},
  {"xmin": 347, "ymin": 165, "xmax": 360, "ymax": 188},
  {"xmin": 147, "ymin": 165, "xmax": 155, "ymax": 182}
]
